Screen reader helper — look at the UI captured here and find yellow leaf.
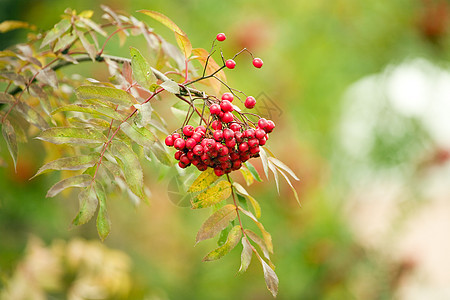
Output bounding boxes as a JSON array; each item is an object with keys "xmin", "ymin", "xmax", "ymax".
[
  {"xmin": 191, "ymin": 180, "xmax": 231, "ymax": 209},
  {"xmin": 0, "ymin": 21, "xmax": 35, "ymax": 33},
  {"xmin": 187, "ymin": 168, "xmax": 219, "ymax": 193}
]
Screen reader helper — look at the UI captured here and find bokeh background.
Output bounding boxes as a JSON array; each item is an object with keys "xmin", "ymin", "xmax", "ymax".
[{"xmin": 1, "ymin": 0, "xmax": 450, "ymax": 299}]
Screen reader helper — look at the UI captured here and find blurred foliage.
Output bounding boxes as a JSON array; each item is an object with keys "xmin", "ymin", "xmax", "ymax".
[{"xmin": 1, "ymin": 0, "xmax": 449, "ymax": 299}]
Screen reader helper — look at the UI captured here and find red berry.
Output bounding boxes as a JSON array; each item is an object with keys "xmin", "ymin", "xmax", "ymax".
[
  {"xmin": 241, "ymin": 153, "xmax": 251, "ymax": 161},
  {"xmin": 197, "ymin": 163, "xmax": 207, "ymax": 171},
  {"xmin": 213, "ymin": 130, "xmax": 224, "ymax": 141},
  {"xmin": 205, "ymin": 138, "xmax": 215, "ymax": 149},
  {"xmin": 211, "ymin": 120, "xmax": 222, "ymax": 130},
  {"xmin": 216, "ymin": 33, "xmax": 226, "ymax": 42},
  {"xmin": 193, "ymin": 145, "xmax": 203, "ymax": 156},
  {"xmin": 230, "ymin": 152, "xmax": 240, "ymax": 161},
  {"xmin": 258, "ymin": 137, "xmax": 267, "ymax": 146},
  {"xmin": 185, "ymin": 138, "xmax": 197, "ymax": 149},
  {"xmin": 191, "ymin": 158, "xmax": 200, "ymax": 166},
  {"xmin": 183, "ymin": 125, "xmax": 194, "ymax": 136},
  {"xmin": 174, "ymin": 150, "xmax": 183, "ymax": 160},
  {"xmin": 229, "ymin": 123, "xmax": 241, "ymax": 132},
  {"xmin": 221, "ymin": 112, "xmax": 234, "ymax": 123},
  {"xmin": 255, "ymin": 129, "xmax": 266, "ymax": 139},
  {"xmin": 225, "ymin": 138, "xmax": 236, "ymax": 148},
  {"xmin": 265, "ymin": 120, "xmax": 275, "ymax": 133},
  {"xmin": 172, "ymin": 133, "xmax": 181, "ymax": 140},
  {"xmin": 174, "ymin": 138, "xmax": 186, "ymax": 150},
  {"xmin": 219, "ymin": 155, "xmax": 230, "ymax": 162},
  {"xmin": 244, "ymin": 96, "xmax": 256, "ymax": 109},
  {"xmin": 252, "ymin": 57, "xmax": 263, "ymax": 68},
  {"xmin": 178, "ymin": 161, "xmax": 188, "ymax": 168},
  {"xmin": 210, "ymin": 104, "xmax": 221, "ymax": 115},
  {"xmin": 235, "ymin": 131, "xmax": 244, "ymax": 143},
  {"xmin": 221, "ymin": 92, "xmax": 234, "ymax": 102},
  {"xmin": 232, "ymin": 160, "xmax": 242, "ymax": 170},
  {"xmin": 217, "ymin": 145, "xmax": 229, "ymax": 156},
  {"xmin": 195, "ymin": 125, "xmax": 206, "ymax": 133},
  {"xmin": 258, "ymin": 118, "xmax": 268, "ymax": 129},
  {"xmin": 220, "ymin": 100, "xmax": 233, "ymax": 112},
  {"xmin": 186, "ymin": 151, "xmax": 195, "ymax": 160},
  {"xmin": 250, "ymin": 147, "xmax": 260, "ymax": 155},
  {"xmin": 180, "ymin": 154, "xmax": 190, "ymax": 165},
  {"xmin": 248, "ymin": 138, "xmax": 259, "ymax": 148},
  {"xmin": 225, "ymin": 59, "xmax": 236, "ymax": 69},
  {"xmin": 223, "ymin": 129, "xmax": 234, "ymax": 140},
  {"xmin": 244, "ymin": 129, "xmax": 255, "ymax": 139},
  {"xmin": 214, "ymin": 167, "xmax": 225, "ymax": 176},
  {"xmin": 239, "ymin": 142, "xmax": 249, "ymax": 152},
  {"xmin": 165, "ymin": 135, "xmax": 174, "ymax": 146},
  {"xmin": 192, "ymin": 132, "xmax": 202, "ymax": 143}
]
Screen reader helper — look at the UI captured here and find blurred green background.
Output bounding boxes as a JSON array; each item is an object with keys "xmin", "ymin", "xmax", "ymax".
[{"xmin": 1, "ymin": 0, "xmax": 450, "ymax": 299}]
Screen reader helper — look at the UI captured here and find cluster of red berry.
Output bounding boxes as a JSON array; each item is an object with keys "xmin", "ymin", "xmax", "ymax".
[
  {"xmin": 165, "ymin": 91, "xmax": 275, "ymax": 176},
  {"xmin": 164, "ymin": 33, "xmax": 273, "ymax": 177}
]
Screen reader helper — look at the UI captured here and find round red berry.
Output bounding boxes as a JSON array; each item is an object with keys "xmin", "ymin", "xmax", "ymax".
[
  {"xmin": 178, "ymin": 161, "xmax": 188, "ymax": 168},
  {"xmin": 216, "ymin": 33, "xmax": 226, "ymax": 42},
  {"xmin": 214, "ymin": 167, "xmax": 225, "ymax": 176},
  {"xmin": 174, "ymin": 150, "xmax": 183, "ymax": 160},
  {"xmin": 197, "ymin": 164, "xmax": 207, "ymax": 171},
  {"xmin": 221, "ymin": 112, "xmax": 234, "ymax": 123},
  {"xmin": 258, "ymin": 118, "xmax": 268, "ymax": 129},
  {"xmin": 174, "ymin": 138, "xmax": 186, "ymax": 150},
  {"xmin": 250, "ymin": 146, "xmax": 260, "ymax": 154},
  {"xmin": 211, "ymin": 120, "xmax": 222, "ymax": 130},
  {"xmin": 220, "ymin": 100, "xmax": 233, "ymax": 112},
  {"xmin": 252, "ymin": 57, "xmax": 263, "ymax": 68},
  {"xmin": 213, "ymin": 130, "xmax": 224, "ymax": 141},
  {"xmin": 265, "ymin": 120, "xmax": 275, "ymax": 133},
  {"xmin": 259, "ymin": 137, "xmax": 267, "ymax": 146},
  {"xmin": 193, "ymin": 144, "xmax": 203, "ymax": 156},
  {"xmin": 223, "ymin": 129, "xmax": 234, "ymax": 140},
  {"xmin": 225, "ymin": 59, "xmax": 236, "ymax": 69},
  {"xmin": 248, "ymin": 138, "xmax": 259, "ymax": 148},
  {"xmin": 239, "ymin": 142, "xmax": 249, "ymax": 152},
  {"xmin": 244, "ymin": 129, "xmax": 255, "ymax": 139},
  {"xmin": 185, "ymin": 138, "xmax": 197, "ymax": 149},
  {"xmin": 183, "ymin": 125, "xmax": 194, "ymax": 136},
  {"xmin": 229, "ymin": 123, "xmax": 241, "ymax": 132},
  {"xmin": 235, "ymin": 131, "xmax": 244, "ymax": 142},
  {"xmin": 255, "ymin": 128, "xmax": 266, "ymax": 139},
  {"xmin": 186, "ymin": 151, "xmax": 195, "ymax": 160},
  {"xmin": 221, "ymin": 92, "xmax": 234, "ymax": 102},
  {"xmin": 172, "ymin": 133, "xmax": 181, "ymax": 140},
  {"xmin": 225, "ymin": 138, "xmax": 236, "ymax": 148},
  {"xmin": 192, "ymin": 132, "xmax": 202, "ymax": 143},
  {"xmin": 195, "ymin": 125, "xmax": 206, "ymax": 133},
  {"xmin": 165, "ymin": 135, "xmax": 174, "ymax": 146},
  {"xmin": 244, "ymin": 96, "xmax": 256, "ymax": 109},
  {"xmin": 210, "ymin": 104, "xmax": 221, "ymax": 115}
]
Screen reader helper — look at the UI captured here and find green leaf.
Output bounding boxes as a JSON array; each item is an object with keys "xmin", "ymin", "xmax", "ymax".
[
  {"xmin": 37, "ymin": 127, "xmax": 107, "ymax": 144},
  {"xmin": 217, "ymin": 224, "xmax": 232, "ymax": 247},
  {"xmin": 79, "ymin": 17, "xmax": 107, "ymax": 37},
  {"xmin": 256, "ymin": 253, "xmax": 279, "ymax": 297},
  {"xmin": 121, "ymin": 122, "xmax": 155, "ymax": 149},
  {"xmin": 239, "ymin": 167, "xmax": 254, "ymax": 186},
  {"xmin": 202, "ymin": 225, "xmax": 241, "ymax": 261},
  {"xmin": 191, "ymin": 180, "xmax": 231, "ymax": 209},
  {"xmin": 52, "ymin": 104, "xmax": 123, "ymax": 120},
  {"xmin": 32, "ymin": 155, "xmax": 98, "ymax": 179},
  {"xmin": 40, "ymin": 19, "xmax": 71, "ymax": 49},
  {"xmin": 239, "ymin": 207, "xmax": 273, "ymax": 253},
  {"xmin": 160, "ymin": 79, "xmax": 180, "ymax": 94},
  {"xmin": 16, "ymin": 101, "xmax": 49, "ymax": 130},
  {"xmin": 268, "ymin": 157, "xmax": 299, "ymax": 181},
  {"xmin": 268, "ymin": 160, "xmax": 280, "ymax": 194},
  {"xmin": 2, "ymin": 119, "xmax": 18, "ymax": 170},
  {"xmin": 95, "ymin": 182, "xmax": 111, "ymax": 241},
  {"xmin": 54, "ymin": 33, "xmax": 77, "ymax": 52},
  {"xmin": 196, "ymin": 204, "xmax": 237, "ymax": 243},
  {"xmin": 76, "ymin": 86, "xmax": 136, "ymax": 106},
  {"xmin": 130, "ymin": 47, "xmax": 157, "ymax": 90},
  {"xmin": 109, "ymin": 140, "xmax": 145, "ymax": 199},
  {"xmin": 188, "ymin": 168, "xmax": 219, "ymax": 193},
  {"xmin": 233, "ymin": 182, "xmax": 261, "ymax": 219},
  {"xmin": 244, "ymin": 161, "xmax": 262, "ymax": 182},
  {"xmin": 134, "ymin": 102, "xmax": 153, "ymax": 128},
  {"xmin": 0, "ymin": 92, "xmax": 15, "ymax": 104},
  {"xmin": 138, "ymin": 10, "xmax": 192, "ymax": 58},
  {"xmin": 238, "ymin": 236, "xmax": 253, "ymax": 274},
  {"xmin": 46, "ymin": 174, "xmax": 92, "ymax": 198},
  {"xmin": 73, "ymin": 185, "xmax": 98, "ymax": 225},
  {"xmin": 245, "ymin": 229, "xmax": 270, "ymax": 260},
  {"xmin": 74, "ymin": 28, "xmax": 96, "ymax": 61}
]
